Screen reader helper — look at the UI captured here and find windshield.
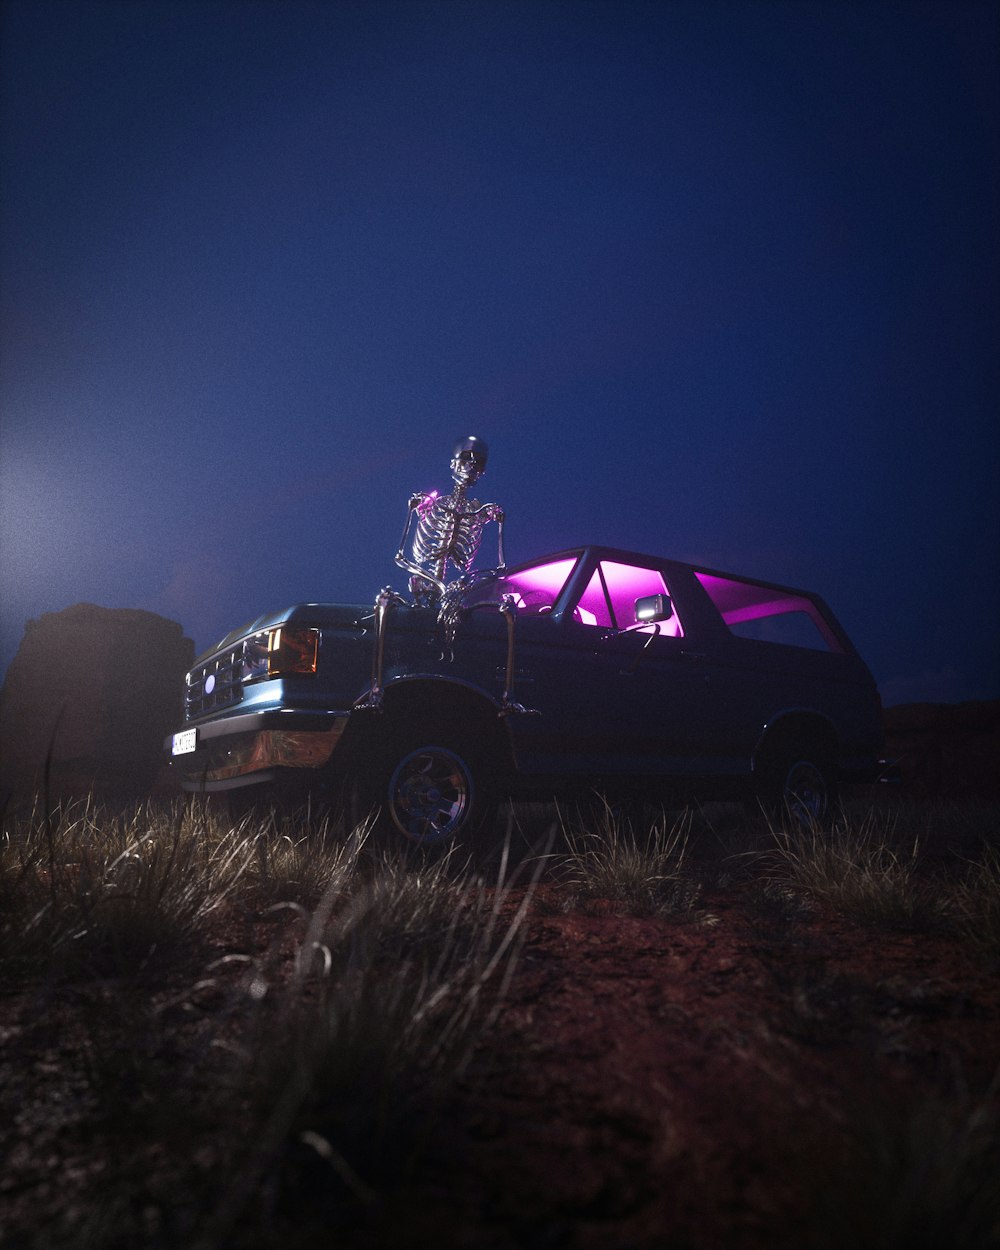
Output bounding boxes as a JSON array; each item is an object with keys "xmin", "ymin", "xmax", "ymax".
[{"xmin": 462, "ymin": 556, "xmax": 579, "ymax": 615}]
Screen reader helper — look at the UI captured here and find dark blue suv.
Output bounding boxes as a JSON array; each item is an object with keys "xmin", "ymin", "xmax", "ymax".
[{"xmin": 168, "ymin": 546, "xmax": 884, "ymax": 842}]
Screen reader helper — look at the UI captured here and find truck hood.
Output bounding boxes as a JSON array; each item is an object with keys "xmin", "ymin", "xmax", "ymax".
[{"xmin": 198, "ymin": 602, "xmax": 371, "ymax": 664}]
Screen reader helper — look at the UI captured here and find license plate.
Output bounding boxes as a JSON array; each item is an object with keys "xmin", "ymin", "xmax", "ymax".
[{"xmin": 172, "ymin": 728, "xmax": 198, "ymax": 756}]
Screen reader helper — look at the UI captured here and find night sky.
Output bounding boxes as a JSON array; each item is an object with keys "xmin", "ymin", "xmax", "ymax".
[{"xmin": 2, "ymin": 1, "xmax": 998, "ymax": 707}]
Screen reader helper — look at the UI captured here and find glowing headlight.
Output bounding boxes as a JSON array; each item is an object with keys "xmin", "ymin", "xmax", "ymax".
[{"xmin": 267, "ymin": 626, "xmax": 319, "ymax": 676}]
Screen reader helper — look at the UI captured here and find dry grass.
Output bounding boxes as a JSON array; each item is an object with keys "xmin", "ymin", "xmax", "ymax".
[
  {"xmin": 2, "ymin": 792, "xmax": 998, "ymax": 1248},
  {"xmin": 762, "ymin": 810, "xmax": 949, "ymax": 930},
  {"xmin": 204, "ymin": 844, "xmax": 536, "ymax": 1244},
  {"xmin": 800, "ymin": 1071, "xmax": 1000, "ymax": 1250},
  {"xmin": 0, "ymin": 795, "xmax": 262, "ymax": 980},
  {"xmin": 949, "ymin": 843, "xmax": 1000, "ymax": 964},
  {"xmin": 754, "ymin": 803, "xmax": 1000, "ymax": 951},
  {"xmin": 557, "ymin": 799, "xmax": 705, "ymax": 918},
  {"xmin": 0, "ymin": 796, "xmax": 539, "ymax": 1248}
]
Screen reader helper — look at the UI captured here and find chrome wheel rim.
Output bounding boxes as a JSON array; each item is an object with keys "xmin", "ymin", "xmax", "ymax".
[
  {"xmin": 388, "ymin": 746, "xmax": 472, "ymax": 844},
  {"xmin": 782, "ymin": 760, "xmax": 828, "ymax": 826}
]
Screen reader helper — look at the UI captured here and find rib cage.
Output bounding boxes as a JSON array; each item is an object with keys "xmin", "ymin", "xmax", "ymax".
[{"xmin": 411, "ymin": 492, "xmax": 500, "ymax": 584}]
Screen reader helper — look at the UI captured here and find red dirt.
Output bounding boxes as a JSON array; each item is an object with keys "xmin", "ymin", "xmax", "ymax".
[
  {"xmin": 3, "ymin": 873, "xmax": 999, "ymax": 1250},
  {"xmin": 330, "ymin": 876, "xmax": 999, "ymax": 1250}
]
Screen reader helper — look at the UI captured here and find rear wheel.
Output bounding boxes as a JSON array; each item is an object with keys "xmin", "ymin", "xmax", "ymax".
[{"xmin": 756, "ymin": 740, "xmax": 837, "ymax": 828}]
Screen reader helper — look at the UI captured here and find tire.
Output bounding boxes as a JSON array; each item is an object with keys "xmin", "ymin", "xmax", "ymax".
[
  {"xmin": 756, "ymin": 741, "xmax": 837, "ymax": 829},
  {"xmin": 378, "ymin": 734, "xmax": 491, "ymax": 848}
]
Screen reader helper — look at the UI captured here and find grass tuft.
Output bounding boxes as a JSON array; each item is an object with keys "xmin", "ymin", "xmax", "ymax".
[
  {"xmin": 1, "ymin": 796, "xmax": 539, "ymax": 1249},
  {"xmin": 558, "ymin": 800, "xmax": 704, "ymax": 918},
  {"xmin": 948, "ymin": 843, "xmax": 1000, "ymax": 964},
  {"xmin": 2, "ymin": 796, "xmax": 259, "ymax": 980},
  {"xmin": 199, "ymin": 832, "xmax": 539, "ymax": 1244},
  {"xmin": 764, "ymin": 811, "xmax": 949, "ymax": 930},
  {"xmin": 802, "ymin": 1072, "xmax": 1000, "ymax": 1250}
]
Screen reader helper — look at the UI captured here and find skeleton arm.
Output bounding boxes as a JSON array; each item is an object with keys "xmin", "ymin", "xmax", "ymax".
[
  {"xmin": 394, "ymin": 491, "xmax": 432, "ymax": 562},
  {"xmin": 394, "ymin": 492, "xmax": 446, "ymax": 597},
  {"xmin": 453, "ymin": 501, "xmax": 505, "ymax": 573},
  {"xmin": 494, "ymin": 506, "xmax": 506, "ymax": 572}
]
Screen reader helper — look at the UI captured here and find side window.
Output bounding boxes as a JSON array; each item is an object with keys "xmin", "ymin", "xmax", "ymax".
[
  {"xmin": 727, "ymin": 612, "xmax": 831, "ymax": 650},
  {"xmin": 575, "ymin": 561, "xmax": 684, "ymax": 637},
  {"xmin": 695, "ymin": 571, "xmax": 841, "ymax": 653}
]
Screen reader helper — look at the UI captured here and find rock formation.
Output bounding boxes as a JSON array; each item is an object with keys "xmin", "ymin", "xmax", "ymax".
[{"xmin": 0, "ymin": 604, "xmax": 194, "ymax": 804}]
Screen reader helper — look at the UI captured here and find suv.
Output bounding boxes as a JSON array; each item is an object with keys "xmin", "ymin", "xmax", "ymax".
[{"xmin": 167, "ymin": 546, "xmax": 884, "ymax": 842}]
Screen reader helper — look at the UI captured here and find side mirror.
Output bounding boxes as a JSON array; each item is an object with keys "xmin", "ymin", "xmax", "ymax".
[{"xmin": 634, "ymin": 594, "xmax": 673, "ymax": 624}]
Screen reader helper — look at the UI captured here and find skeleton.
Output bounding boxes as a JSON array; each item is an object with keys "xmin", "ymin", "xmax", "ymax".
[
  {"xmin": 358, "ymin": 435, "xmax": 532, "ymax": 713},
  {"xmin": 395, "ymin": 436, "xmax": 505, "ymax": 643}
]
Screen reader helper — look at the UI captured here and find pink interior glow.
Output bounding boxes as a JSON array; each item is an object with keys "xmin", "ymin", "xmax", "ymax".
[
  {"xmin": 498, "ymin": 555, "xmax": 685, "ymax": 635},
  {"xmin": 696, "ymin": 572, "xmax": 809, "ymax": 622},
  {"xmin": 722, "ymin": 597, "xmax": 811, "ymax": 625},
  {"xmin": 695, "ymin": 571, "xmax": 843, "ymax": 651},
  {"xmin": 502, "ymin": 558, "xmax": 578, "ymax": 610},
  {"xmin": 578, "ymin": 561, "xmax": 684, "ymax": 636}
]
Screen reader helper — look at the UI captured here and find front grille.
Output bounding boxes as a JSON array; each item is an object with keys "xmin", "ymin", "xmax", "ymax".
[{"xmin": 185, "ymin": 644, "xmax": 247, "ymax": 720}]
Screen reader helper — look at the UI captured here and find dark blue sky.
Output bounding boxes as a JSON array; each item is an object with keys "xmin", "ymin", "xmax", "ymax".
[{"xmin": 2, "ymin": 0, "xmax": 998, "ymax": 706}]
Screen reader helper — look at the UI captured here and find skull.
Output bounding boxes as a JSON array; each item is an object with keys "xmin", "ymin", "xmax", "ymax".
[{"xmin": 450, "ymin": 435, "xmax": 489, "ymax": 486}]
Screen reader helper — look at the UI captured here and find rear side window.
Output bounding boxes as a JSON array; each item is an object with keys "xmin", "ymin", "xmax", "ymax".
[{"xmin": 695, "ymin": 571, "xmax": 841, "ymax": 653}]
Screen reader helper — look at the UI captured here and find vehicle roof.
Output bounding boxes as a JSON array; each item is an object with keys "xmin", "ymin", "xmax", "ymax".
[{"xmin": 508, "ymin": 545, "xmax": 824, "ymax": 600}]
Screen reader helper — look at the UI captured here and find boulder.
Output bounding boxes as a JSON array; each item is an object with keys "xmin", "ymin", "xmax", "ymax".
[{"xmin": 0, "ymin": 604, "xmax": 194, "ymax": 804}]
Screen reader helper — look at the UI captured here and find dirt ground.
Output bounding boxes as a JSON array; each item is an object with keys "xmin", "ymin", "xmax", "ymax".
[
  {"xmin": 3, "ymin": 807, "xmax": 999, "ymax": 1250},
  {"xmin": 363, "ymin": 882, "xmax": 1000, "ymax": 1250}
]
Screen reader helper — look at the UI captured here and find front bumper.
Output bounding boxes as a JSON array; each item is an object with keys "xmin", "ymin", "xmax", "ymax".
[{"xmin": 166, "ymin": 709, "xmax": 350, "ymax": 792}]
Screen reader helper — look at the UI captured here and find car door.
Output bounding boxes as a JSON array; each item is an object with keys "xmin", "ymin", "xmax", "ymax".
[{"xmin": 504, "ymin": 556, "xmax": 731, "ymax": 778}]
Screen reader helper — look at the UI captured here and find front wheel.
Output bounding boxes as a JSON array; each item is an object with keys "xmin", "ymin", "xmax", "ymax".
[{"xmin": 381, "ymin": 737, "xmax": 489, "ymax": 847}]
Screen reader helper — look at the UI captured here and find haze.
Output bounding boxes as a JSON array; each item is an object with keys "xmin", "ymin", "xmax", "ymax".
[{"xmin": 1, "ymin": 1, "xmax": 997, "ymax": 705}]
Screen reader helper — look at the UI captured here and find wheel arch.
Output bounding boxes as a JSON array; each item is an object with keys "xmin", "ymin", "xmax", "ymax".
[
  {"xmin": 752, "ymin": 710, "xmax": 839, "ymax": 777},
  {"xmin": 343, "ymin": 676, "xmax": 516, "ymax": 774}
]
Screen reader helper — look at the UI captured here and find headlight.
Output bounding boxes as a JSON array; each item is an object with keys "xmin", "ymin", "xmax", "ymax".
[
  {"xmin": 241, "ymin": 633, "xmax": 270, "ymax": 682},
  {"xmin": 267, "ymin": 626, "xmax": 319, "ymax": 676}
]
